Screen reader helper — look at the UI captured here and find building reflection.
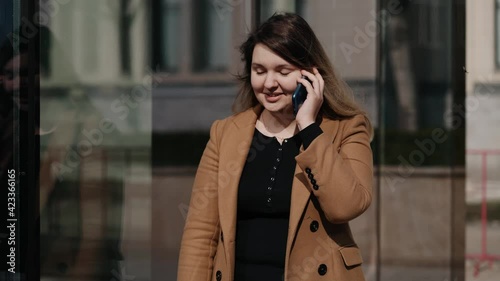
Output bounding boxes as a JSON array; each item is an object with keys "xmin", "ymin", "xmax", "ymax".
[{"xmin": 6, "ymin": 0, "xmax": 498, "ymax": 280}]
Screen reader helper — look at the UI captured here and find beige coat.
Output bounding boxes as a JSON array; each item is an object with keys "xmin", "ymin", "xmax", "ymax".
[{"xmin": 178, "ymin": 105, "xmax": 373, "ymax": 281}]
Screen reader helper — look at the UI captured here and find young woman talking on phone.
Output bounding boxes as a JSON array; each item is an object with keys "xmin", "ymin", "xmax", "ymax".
[{"xmin": 177, "ymin": 13, "xmax": 373, "ymax": 281}]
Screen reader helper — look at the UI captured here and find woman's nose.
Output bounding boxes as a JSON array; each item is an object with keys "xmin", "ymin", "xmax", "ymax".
[{"xmin": 264, "ymin": 73, "xmax": 278, "ymax": 89}]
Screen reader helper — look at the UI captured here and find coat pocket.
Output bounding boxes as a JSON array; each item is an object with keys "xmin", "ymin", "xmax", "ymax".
[{"xmin": 339, "ymin": 246, "xmax": 363, "ymax": 267}]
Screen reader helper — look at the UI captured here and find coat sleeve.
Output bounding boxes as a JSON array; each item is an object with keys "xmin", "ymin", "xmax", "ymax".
[
  {"xmin": 295, "ymin": 115, "xmax": 373, "ymax": 224},
  {"xmin": 177, "ymin": 120, "xmax": 222, "ymax": 281}
]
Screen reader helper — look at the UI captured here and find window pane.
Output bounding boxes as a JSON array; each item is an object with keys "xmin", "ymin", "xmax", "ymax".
[
  {"xmin": 159, "ymin": 0, "xmax": 181, "ymax": 72},
  {"xmin": 192, "ymin": 0, "xmax": 232, "ymax": 72},
  {"xmin": 379, "ymin": 0, "xmax": 465, "ymax": 280},
  {"xmin": 39, "ymin": 1, "xmax": 152, "ymax": 280},
  {"xmin": 260, "ymin": 0, "xmax": 298, "ymax": 22}
]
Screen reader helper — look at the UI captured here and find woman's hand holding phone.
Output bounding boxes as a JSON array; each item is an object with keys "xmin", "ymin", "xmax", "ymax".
[
  {"xmin": 294, "ymin": 68, "xmax": 325, "ymax": 131},
  {"xmin": 292, "ymin": 76, "xmax": 310, "ymax": 116}
]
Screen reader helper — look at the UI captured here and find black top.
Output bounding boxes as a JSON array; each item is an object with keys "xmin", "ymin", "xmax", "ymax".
[{"xmin": 234, "ymin": 123, "xmax": 323, "ymax": 281}]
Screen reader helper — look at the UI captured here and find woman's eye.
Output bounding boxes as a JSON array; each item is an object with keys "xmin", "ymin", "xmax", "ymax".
[
  {"xmin": 255, "ymin": 71, "xmax": 265, "ymax": 75},
  {"xmin": 280, "ymin": 72, "xmax": 290, "ymax": 76}
]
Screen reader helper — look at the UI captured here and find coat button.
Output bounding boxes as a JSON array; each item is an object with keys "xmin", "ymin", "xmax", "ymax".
[
  {"xmin": 305, "ymin": 168, "xmax": 311, "ymax": 174},
  {"xmin": 310, "ymin": 220, "xmax": 319, "ymax": 232},
  {"xmin": 216, "ymin": 270, "xmax": 222, "ymax": 281},
  {"xmin": 310, "ymin": 178, "xmax": 316, "ymax": 185},
  {"xmin": 318, "ymin": 264, "xmax": 327, "ymax": 275},
  {"xmin": 308, "ymin": 173, "xmax": 314, "ymax": 179},
  {"xmin": 313, "ymin": 184, "xmax": 319, "ymax": 190}
]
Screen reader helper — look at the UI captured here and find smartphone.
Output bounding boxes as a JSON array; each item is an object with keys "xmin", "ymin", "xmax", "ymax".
[{"xmin": 292, "ymin": 76, "xmax": 311, "ymax": 116}]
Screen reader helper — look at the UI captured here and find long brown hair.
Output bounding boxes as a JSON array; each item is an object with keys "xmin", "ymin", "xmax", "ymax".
[{"xmin": 233, "ymin": 13, "xmax": 372, "ymax": 135}]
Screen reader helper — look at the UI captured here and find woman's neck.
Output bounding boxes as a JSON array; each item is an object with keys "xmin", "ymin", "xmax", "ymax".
[{"xmin": 259, "ymin": 109, "xmax": 297, "ymax": 137}]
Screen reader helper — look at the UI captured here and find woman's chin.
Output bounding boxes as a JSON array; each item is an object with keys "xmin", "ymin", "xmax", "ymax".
[{"xmin": 262, "ymin": 103, "xmax": 293, "ymax": 115}]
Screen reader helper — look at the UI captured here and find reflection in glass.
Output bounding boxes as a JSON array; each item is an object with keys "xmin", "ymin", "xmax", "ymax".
[
  {"xmin": 37, "ymin": 0, "xmax": 152, "ymax": 280},
  {"xmin": 192, "ymin": 0, "xmax": 232, "ymax": 72},
  {"xmin": 38, "ymin": 26, "xmax": 124, "ymax": 279},
  {"xmin": 260, "ymin": 0, "xmax": 298, "ymax": 22},
  {"xmin": 161, "ymin": 0, "xmax": 181, "ymax": 71},
  {"xmin": 378, "ymin": 0, "xmax": 464, "ymax": 280}
]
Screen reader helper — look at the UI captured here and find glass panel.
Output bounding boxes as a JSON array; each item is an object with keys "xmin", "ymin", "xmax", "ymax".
[
  {"xmin": 381, "ymin": 1, "xmax": 452, "ymax": 134},
  {"xmin": 0, "ymin": 1, "xmax": 13, "ymax": 42},
  {"xmin": 260, "ymin": 0, "xmax": 298, "ymax": 21},
  {"xmin": 192, "ymin": 0, "xmax": 232, "ymax": 72},
  {"xmin": 379, "ymin": 0, "xmax": 465, "ymax": 280},
  {"xmin": 161, "ymin": 0, "xmax": 181, "ymax": 72},
  {"xmin": 38, "ymin": 0, "xmax": 152, "ymax": 280},
  {"xmin": 206, "ymin": 1, "xmax": 232, "ymax": 70}
]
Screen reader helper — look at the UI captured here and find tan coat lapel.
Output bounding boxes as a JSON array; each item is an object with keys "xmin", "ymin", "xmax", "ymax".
[{"xmin": 217, "ymin": 105, "xmax": 261, "ymax": 277}]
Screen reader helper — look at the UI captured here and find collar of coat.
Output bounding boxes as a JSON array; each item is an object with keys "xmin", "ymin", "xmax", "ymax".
[{"xmin": 231, "ymin": 103, "xmax": 338, "ymax": 131}]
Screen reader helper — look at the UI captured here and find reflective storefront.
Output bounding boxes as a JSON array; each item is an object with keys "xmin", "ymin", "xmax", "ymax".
[{"xmin": 0, "ymin": 0, "xmax": 483, "ymax": 281}]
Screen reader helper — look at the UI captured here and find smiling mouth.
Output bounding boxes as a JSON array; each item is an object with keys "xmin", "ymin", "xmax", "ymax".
[{"xmin": 265, "ymin": 93, "xmax": 283, "ymax": 97}]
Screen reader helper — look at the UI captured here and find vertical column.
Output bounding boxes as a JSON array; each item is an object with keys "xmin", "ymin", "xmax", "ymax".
[
  {"xmin": 130, "ymin": 0, "xmax": 148, "ymax": 80},
  {"xmin": 450, "ymin": 0, "xmax": 466, "ymax": 280},
  {"xmin": 96, "ymin": 0, "xmax": 121, "ymax": 81},
  {"xmin": 377, "ymin": 0, "xmax": 466, "ymax": 280}
]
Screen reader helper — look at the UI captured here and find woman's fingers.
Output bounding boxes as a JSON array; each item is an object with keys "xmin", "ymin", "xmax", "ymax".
[
  {"xmin": 297, "ymin": 76, "xmax": 315, "ymax": 97},
  {"xmin": 300, "ymin": 69, "xmax": 324, "ymax": 98},
  {"xmin": 313, "ymin": 68, "xmax": 325, "ymax": 95},
  {"xmin": 295, "ymin": 69, "xmax": 324, "ymax": 127},
  {"xmin": 300, "ymin": 70, "xmax": 318, "ymax": 95}
]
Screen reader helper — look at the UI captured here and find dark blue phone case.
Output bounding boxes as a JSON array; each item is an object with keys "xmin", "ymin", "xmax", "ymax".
[{"xmin": 292, "ymin": 76, "xmax": 311, "ymax": 115}]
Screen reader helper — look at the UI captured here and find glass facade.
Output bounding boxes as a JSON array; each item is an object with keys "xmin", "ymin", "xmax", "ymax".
[
  {"xmin": 0, "ymin": 0, "xmax": 151, "ymax": 280},
  {"xmin": 5, "ymin": 0, "xmax": 497, "ymax": 280},
  {"xmin": 156, "ymin": 0, "xmax": 182, "ymax": 72},
  {"xmin": 37, "ymin": 0, "xmax": 152, "ymax": 278},
  {"xmin": 378, "ymin": 1, "xmax": 465, "ymax": 280}
]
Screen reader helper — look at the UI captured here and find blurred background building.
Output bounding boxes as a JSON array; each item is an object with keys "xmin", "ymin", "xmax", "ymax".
[{"xmin": 3, "ymin": 0, "xmax": 500, "ymax": 280}]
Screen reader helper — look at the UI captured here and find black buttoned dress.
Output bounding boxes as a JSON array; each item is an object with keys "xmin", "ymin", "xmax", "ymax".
[{"xmin": 234, "ymin": 123, "xmax": 322, "ymax": 281}]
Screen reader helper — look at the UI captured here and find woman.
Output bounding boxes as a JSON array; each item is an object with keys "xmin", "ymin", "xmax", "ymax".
[{"xmin": 178, "ymin": 13, "xmax": 373, "ymax": 281}]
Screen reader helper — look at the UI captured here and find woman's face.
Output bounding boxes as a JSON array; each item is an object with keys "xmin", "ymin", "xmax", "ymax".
[
  {"xmin": 1, "ymin": 53, "xmax": 33, "ymax": 111},
  {"xmin": 251, "ymin": 43, "xmax": 301, "ymax": 115},
  {"xmin": 2, "ymin": 53, "xmax": 29, "ymax": 93}
]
